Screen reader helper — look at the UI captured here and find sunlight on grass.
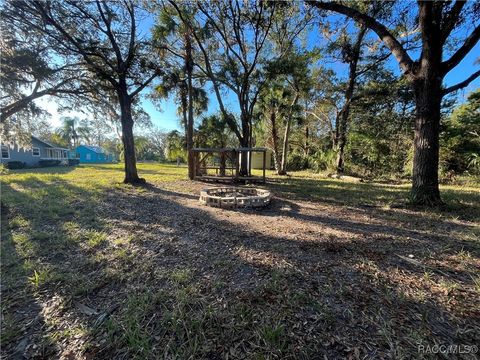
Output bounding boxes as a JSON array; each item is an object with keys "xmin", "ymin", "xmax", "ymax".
[
  {"xmin": 1, "ymin": 163, "xmax": 479, "ymax": 359},
  {"xmin": 85, "ymin": 230, "xmax": 108, "ymax": 249},
  {"xmin": 28, "ymin": 268, "xmax": 51, "ymax": 288}
]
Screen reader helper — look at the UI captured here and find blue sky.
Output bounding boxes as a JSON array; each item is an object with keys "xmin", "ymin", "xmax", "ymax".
[
  {"xmin": 41, "ymin": 8, "xmax": 480, "ymax": 133},
  {"xmin": 141, "ymin": 33, "xmax": 480, "ymax": 132}
]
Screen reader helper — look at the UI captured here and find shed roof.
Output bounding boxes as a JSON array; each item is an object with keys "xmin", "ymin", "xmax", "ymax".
[{"xmin": 78, "ymin": 145, "xmax": 106, "ymax": 154}]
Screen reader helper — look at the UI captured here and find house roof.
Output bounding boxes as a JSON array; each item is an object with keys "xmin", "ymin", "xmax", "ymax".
[
  {"xmin": 78, "ymin": 145, "xmax": 106, "ymax": 154},
  {"xmin": 31, "ymin": 135, "xmax": 69, "ymax": 150}
]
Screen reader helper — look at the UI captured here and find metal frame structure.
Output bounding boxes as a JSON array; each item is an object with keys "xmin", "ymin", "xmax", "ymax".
[{"xmin": 190, "ymin": 147, "xmax": 267, "ymax": 183}]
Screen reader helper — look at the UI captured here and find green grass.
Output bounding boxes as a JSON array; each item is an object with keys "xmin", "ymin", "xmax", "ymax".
[
  {"xmin": 257, "ymin": 169, "xmax": 480, "ymax": 221},
  {"xmin": 1, "ymin": 163, "xmax": 479, "ymax": 359}
]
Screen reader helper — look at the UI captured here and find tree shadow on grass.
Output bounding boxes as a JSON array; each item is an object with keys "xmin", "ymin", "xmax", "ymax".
[
  {"xmin": 266, "ymin": 197, "xmax": 480, "ymax": 257},
  {"xmin": 0, "ymin": 178, "xmax": 122, "ymax": 358},
  {"xmin": 91, "ymin": 184, "xmax": 480, "ymax": 359},
  {"xmin": 1, "ymin": 176, "xmax": 479, "ymax": 359},
  {"xmin": 86, "ymin": 165, "xmax": 168, "ymax": 175},
  {"xmin": 7, "ymin": 165, "xmax": 78, "ymax": 175},
  {"xmin": 138, "ymin": 184, "xmax": 480, "ymax": 283},
  {"xmin": 263, "ymin": 177, "xmax": 480, "ymax": 222},
  {"xmin": 1, "ymin": 205, "xmax": 51, "ymax": 359}
]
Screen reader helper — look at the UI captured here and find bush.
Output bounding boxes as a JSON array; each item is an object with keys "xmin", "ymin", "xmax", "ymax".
[
  {"xmin": 439, "ymin": 90, "xmax": 480, "ymax": 176},
  {"xmin": 5, "ymin": 161, "xmax": 26, "ymax": 169},
  {"xmin": 345, "ymin": 132, "xmax": 412, "ymax": 179},
  {"xmin": 39, "ymin": 160, "xmax": 61, "ymax": 167},
  {"xmin": 287, "ymin": 153, "xmax": 308, "ymax": 171},
  {"xmin": 468, "ymin": 153, "xmax": 480, "ymax": 175},
  {"xmin": 68, "ymin": 159, "xmax": 80, "ymax": 166},
  {"xmin": 0, "ymin": 164, "xmax": 10, "ymax": 174},
  {"xmin": 310, "ymin": 150, "xmax": 337, "ymax": 173}
]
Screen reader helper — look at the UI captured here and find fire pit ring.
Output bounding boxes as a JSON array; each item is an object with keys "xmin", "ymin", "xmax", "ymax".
[{"xmin": 199, "ymin": 187, "xmax": 271, "ymax": 209}]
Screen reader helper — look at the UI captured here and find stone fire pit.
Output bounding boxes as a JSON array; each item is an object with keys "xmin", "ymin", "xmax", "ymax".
[{"xmin": 199, "ymin": 187, "xmax": 271, "ymax": 209}]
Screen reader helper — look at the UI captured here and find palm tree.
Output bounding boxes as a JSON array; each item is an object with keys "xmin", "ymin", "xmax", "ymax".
[
  {"xmin": 56, "ymin": 117, "xmax": 79, "ymax": 149},
  {"xmin": 153, "ymin": 4, "xmax": 207, "ymax": 179},
  {"xmin": 76, "ymin": 119, "xmax": 93, "ymax": 145},
  {"xmin": 257, "ymin": 85, "xmax": 298, "ymax": 175}
]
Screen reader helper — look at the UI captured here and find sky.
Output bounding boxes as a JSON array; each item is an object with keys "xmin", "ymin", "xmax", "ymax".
[{"xmin": 38, "ymin": 7, "xmax": 480, "ymax": 134}]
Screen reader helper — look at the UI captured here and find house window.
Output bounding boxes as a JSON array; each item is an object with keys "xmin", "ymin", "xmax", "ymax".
[
  {"xmin": 86, "ymin": 153, "xmax": 91, "ymax": 160},
  {"xmin": 1, "ymin": 145, "xmax": 9, "ymax": 159},
  {"xmin": 32, "ymin": 147, "xmax": 40, "ymax": 156}
]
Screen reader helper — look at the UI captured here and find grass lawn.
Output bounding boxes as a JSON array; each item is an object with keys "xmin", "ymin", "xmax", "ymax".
[{"xmin": 1, "ymin": 163, "xmax": 479, "ymax": 359}]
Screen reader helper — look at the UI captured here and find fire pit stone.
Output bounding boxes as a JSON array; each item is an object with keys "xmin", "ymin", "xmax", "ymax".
[{"xmin": 199, "ymin": 187, "xmax": 271, "ymax": 209}]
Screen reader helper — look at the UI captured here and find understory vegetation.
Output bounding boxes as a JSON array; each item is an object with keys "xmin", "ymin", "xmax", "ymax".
[{"xmin": 1, "ymin": 164, "xmax": 479, "ymax": 359}]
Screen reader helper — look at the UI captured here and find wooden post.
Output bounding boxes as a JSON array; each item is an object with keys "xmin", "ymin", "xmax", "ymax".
[
  {"xmin": 192, "ymin": 150, "xmax": 196, "ymax": 180},
  {"xmin": 248, "ymin": 150, "xmax": 252, "ymax": 176},
  {"xmin": 220, "ymin": 150, "xmax": 226, "ymax": 176},
  {"xmin": 234, "ymin": 150, "xmax": 239, "ymax": 181},
  {"xmin": 263, "ymin": 150, "xmax": 266, "ymax": 183}
]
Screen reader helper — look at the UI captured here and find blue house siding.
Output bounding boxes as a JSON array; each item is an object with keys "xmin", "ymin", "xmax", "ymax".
[
  {"xmin": 76, "ymin": 145, "xmax": 115, "ymax": 164},
  {"xmin": 1, "ymin": 136, "xmax": 69, "ymax": 167}
]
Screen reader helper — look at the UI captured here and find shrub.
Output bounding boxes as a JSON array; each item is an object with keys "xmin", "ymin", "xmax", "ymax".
[
  {"xmin": 345, "ymin": 132, "xmax": 412, "ymax": 179},
  {"xmin": 39, "ymin": 160, "xmax": 61, "ymax": 167},
  {"xmin": 287, "ymin": 153, "xmax": 308, "ymax": 171},
  {"xmin": 310, "ymin": 150, "xmax": 337, "ymax": 173},
  {"xmin": 68, "ymin": 159, "xmax": 80, "ymax": 166},
  {"xmin": 467, "ymin": 153, "xmax": 480, "ymax": 175},
  {"xmin": 0, "ymin": 164, "xmax": 9, "ymax": 174},
  {"xmin": 5, "ymin": 161, "xmax": 26, "ymax": 169},
  {"xmin": 439, "ymin": 90, "xmax": 480, "ymax": 176}
]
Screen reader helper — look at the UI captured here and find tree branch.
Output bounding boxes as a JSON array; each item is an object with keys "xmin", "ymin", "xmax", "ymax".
[
  {"xmin": 129, "ymin": 72, "xmax": 159, "ymax": 99},
  {"xmin": 124, "ymin": 0, "xmax": 137, "ymax": 69},
  {"xmin": 307, "ymin": 1, "xmax": 414, "ymax": 75},
  {"xmin": 168, "ymin": 0, "xmax": 242, "ymax": 142},
  {"xmin": 95, "ymin": 0, "xmax": 123, "ymax": 69},
  {"xmin": 442, "ymin": 25, "xmax": 480, "ymax": 74},
  {"xmin": 441, "ymin": 0, "xmax": 466, "ymax": 43},
  {"xmin": 32, "ymin": 2, "xmax": 118, "ymax": 87},
  {"xmin": 442, "ymin": 69, "xmax": 480, "ymax": 95},
  {"xmin": 0, "ymin": 72, "xmax": 90, "ymax": 123},
  {"xmin": 197, "ymin": 2, "xmax": 246, "ymax": 69}
]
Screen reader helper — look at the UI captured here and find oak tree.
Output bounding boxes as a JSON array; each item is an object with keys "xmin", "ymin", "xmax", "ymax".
[
  {"xmin": 309, "ymin": 0, "xmax": 480, "ymax": 204},
  {"xmin": 6, "ymin": 0, "xmax": 161, "ymax": 184}
]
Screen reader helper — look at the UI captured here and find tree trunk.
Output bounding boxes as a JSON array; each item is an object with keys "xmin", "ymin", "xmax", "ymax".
[
  {"xmin": 279, "ymin": 94, "xmax": 299, "ymax": 175},
  {"xmin": 336, "ymin": 26, "xmax": 366, "ymax": 174},
  {"xmin": 279, "ymin": 117, "xmax": 291, "ymax": 175},
  {"xmin": 335, "ymin": 107, "xmax": 348, "ymax": 174},
  {"xmin": 269, "ymin": 111, "xmax": 282, "ymax": 173},
  {"xmin": 409, "ymin": 2, "xmax": 443, "ymax": 205},
  {"xmin": 118, "ymin": 87, "xmax": 143, "ymax": 184},
  {"xmin": 411, "ymin": 78, "xmax": 442, "ymax": 205},
  {"xmin": 219, "ymin": 152, "xmax": 226, "ymax": 176},
  {"xmin": 180, "ymin": 84, "xmax": 188, "ymax": 150},
  {"xmin": 185, "ymin": 31, "xmax": 195, "ymax": 180},
  {"xmin": 239, "ymin": 113, "xmax": 250, "ymax": 176},
  {"xmin": 304, "ymin": 125, "xmax": 310, "ymax": 158},
  {"xmin": 239, "ymin": 142, "xmax": 249, "ymax": 176}
]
